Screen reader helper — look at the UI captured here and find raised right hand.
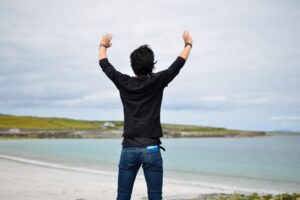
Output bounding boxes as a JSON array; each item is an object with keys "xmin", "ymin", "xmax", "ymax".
[
  {"xmin": 182, "ymin": 31, "xmax": 193, "ymax": 45},
  {"xmin": 100, "ymin": 33, "xmax": 113, "ymax": 48}
]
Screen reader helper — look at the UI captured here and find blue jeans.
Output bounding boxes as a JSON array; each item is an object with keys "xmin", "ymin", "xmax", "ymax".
[{"xmin": 116, "ymin": 146, "xmax": 163, "ymax": 200}]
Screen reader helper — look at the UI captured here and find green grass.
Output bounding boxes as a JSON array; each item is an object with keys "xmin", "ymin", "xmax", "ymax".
[
  {"xmin": 0, "ymin": 115, "xmax": 230, "ymax": 132},
  {"xmin": 161, "ymin": 123, "xmax": 238, "ymax": 132},
  {"xmin": 182, "ymin": 192, "xmax": 300, "ymax": 200},
  {"xmin": 214, "ymin": 192, "xmax": 300, "ymax": 200},
  {"xmin": 0, "ymin": 115, "xmax": 258, "ymax": 137},
  {"xmin": 0, "ymin": 116, "xmax": 103, "ymax": 130}
]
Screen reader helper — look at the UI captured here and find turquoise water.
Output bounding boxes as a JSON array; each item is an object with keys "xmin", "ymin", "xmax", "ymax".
[{"xmin": 0, "ymin": 136, "xmax": 300, "ymax": 193}]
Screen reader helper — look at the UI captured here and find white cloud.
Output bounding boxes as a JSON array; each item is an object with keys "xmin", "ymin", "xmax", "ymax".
[
  {"xmin": 200, "ymin": 96, "xmax": 227, "ymax": 102},
  {"xmin": 270, "ymin": 116, "xmax": 300, "ymax": 121},
  {"xmin": 1, "ymin": 0, "xmax": 300, "ymax": 131}
]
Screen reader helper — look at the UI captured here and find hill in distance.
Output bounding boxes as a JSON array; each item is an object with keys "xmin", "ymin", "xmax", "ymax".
[{"xmin": 0, "ymin": 113, "xmax": 294, "ymax": 139}]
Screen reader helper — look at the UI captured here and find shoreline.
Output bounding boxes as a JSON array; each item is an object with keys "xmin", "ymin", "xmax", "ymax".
[
  {"xmin": 0, "ymin": 154, "xmax": 287, "ymax": 200},
  {"xmin": 0, "ymin": 132, "xmax": 297, "ymax": 140},
  {"xmin": 0, "ymin": 156, "xmax": 229, "ymax": 200}
]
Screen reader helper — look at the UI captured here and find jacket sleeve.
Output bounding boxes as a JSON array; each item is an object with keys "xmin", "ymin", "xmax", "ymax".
[
  {"xmin": 99, "ymin": 58, "xmax": 129, "ymax": 88},
  {"xmin": 157, "ymin": 56, "xmax": 186, "ymax": 87}
]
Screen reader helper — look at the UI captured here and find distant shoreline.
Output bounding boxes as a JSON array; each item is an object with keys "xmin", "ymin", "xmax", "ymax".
[
  {"xmin": 1, "ymin": 128, "xmax": 298, "ymax": 140},
  {"xmin": 1, "ymin": 114, "xmax": 299, "ymax": 139},
  {"xmin": 0, "ymin": 129, "xmax": 291, "ymax": 139}
]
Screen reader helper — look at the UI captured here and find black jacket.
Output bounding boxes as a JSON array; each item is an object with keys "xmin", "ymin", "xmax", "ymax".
[{"xmin": 99, "ymin": 56, "xmax": 186, "ymax": 139}]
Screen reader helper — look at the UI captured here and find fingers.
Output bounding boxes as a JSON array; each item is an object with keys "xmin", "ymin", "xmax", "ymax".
[
  {"xmin": 106, "ymin": 33, "xmax": 112, "ymax": 41},
  {"xmin": 102, "ymin": 33, "xmax": 113, "ymax": 41},
  {"xmin": 183, "ymin": 31, "xmax": 190, "ymax": 39},
  {"xmin": 182, "ymin": 30, "xmax": 192, "ymax": 44},
  {"xmin": 183, "ymin": 30, "xmax": 189, "ymax": 36},
  {"xmin": 100, "ymin": 33, "xmax": 113, "ymax": 48}
]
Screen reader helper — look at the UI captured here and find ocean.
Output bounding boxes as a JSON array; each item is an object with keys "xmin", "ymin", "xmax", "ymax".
[{"xmin": 0, "ymin": 135, "xmax": 300, "ymax": 194}]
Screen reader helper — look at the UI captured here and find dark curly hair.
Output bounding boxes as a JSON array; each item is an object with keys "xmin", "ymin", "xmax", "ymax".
[{"xmin": 130, "ymin": 45, "xmax": 157, "ymax": 76}]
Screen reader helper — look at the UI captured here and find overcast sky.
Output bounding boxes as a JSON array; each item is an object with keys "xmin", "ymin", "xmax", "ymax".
[{"xmin": 0, "ymin": 0, "xmax": 299, "ymax": 131}]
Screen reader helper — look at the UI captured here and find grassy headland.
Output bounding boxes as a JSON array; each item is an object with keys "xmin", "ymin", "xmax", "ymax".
[
  {"xmin": 0, "ymin": 114, "xmax": 296, "ymax": 139},
  {"xmin": 177, "ymin": 192, "xmax": 300, "ymax": 200}
]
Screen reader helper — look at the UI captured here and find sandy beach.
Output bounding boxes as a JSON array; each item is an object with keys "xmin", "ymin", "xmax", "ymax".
[{"xmin": 0, "ymin": 155, "xmax": 254, "ymax": 200}]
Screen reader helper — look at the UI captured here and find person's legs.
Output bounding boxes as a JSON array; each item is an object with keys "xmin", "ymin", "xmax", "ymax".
[
  {"xmin": 117, "ymin": 147, "xmax": 142, "ymax": 200},
  {"xmin": 142, "ymin": 148, "xmax": 163, "ymax": 200}
]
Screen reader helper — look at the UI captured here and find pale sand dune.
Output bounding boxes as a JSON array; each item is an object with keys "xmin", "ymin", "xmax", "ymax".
[{"xmin": 0, "ymin": 157, "xmax": 235, "ymax": 200}]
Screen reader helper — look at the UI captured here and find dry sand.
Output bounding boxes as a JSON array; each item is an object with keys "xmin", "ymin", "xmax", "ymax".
[{"xmin": 0, "ymin": 156, "xmax": 251, "ymax": 200}]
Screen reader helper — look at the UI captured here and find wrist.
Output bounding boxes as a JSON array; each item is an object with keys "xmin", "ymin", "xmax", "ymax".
[
  {"xmin": 185, "ymin": 42, "xmax": 192, "ymax": 48},
  {"xmin": 99, "ymin": 43, "xmax": 108, "ymax": 49}
]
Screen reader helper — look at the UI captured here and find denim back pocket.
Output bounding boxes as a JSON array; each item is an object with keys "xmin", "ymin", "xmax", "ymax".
[
  {"xmin": 118, "ymin": 150, "xmax": 138, "ymax": 170},
  {"xmin": 142, "ymin": 150, "xmax": 163, "ymax": 171}
]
